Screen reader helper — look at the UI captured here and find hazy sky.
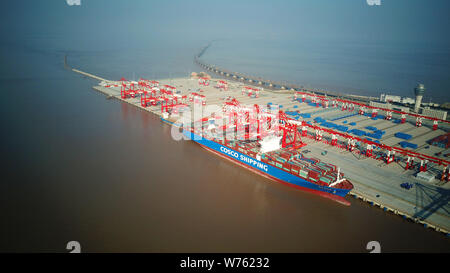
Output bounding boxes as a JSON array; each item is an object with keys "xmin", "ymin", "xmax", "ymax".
[{"xmin": 2, "ymin": 0, "xmax": 450, "ymax": 49}]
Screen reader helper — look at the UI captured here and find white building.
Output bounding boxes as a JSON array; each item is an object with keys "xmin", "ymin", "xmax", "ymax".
[
  {"xmin": 380, "ymin": 93, "xmax": 415, "ymax": 104},
  {"xmin": 380, "ymin": 94, "xmax": 401, "ymax": 103},
  {"xmin": 392, "ymin": 106, "xmax": 410, "ymax": 113},
  {"xmin": 401, "ymin": 97, "xmax": 415, "ymax": 104},
  {"xmin": 420, "ymin": 107, "xmax": 447, "ymax": 120},
  {"xmin": 370, "ymin": 101, "xmax": 392, "ymax": 109}
]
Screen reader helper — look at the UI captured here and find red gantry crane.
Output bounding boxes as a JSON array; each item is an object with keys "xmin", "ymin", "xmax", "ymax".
[
  {"xmin": 242, "ymin": 86, "xmax": 260, "ymax": 98},
  {"xmin": 215, "ymin": 80, "xmax": 228, "ymax": 91},
  {"xmin": 294, "ymin": 91, "xmax": 450, "ymax": 129},
  {"xmin": 198, "ymin": 77, "xmax": 210, "ymax": 86}
]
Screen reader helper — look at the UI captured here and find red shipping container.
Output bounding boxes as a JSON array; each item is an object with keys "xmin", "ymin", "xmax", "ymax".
[{"xmin": 308, "ymin": 170, "xmax": 319, "ymax": 179}]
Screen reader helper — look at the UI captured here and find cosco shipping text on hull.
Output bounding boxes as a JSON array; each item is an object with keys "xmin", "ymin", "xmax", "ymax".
[{"xmin": 183, "ymin": 130, "xmax": 352, "ymax": 200}]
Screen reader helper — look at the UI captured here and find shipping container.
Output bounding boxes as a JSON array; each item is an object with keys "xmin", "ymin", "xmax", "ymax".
[
  {"xmin": 299, "ymin": 170, "xmax": 308, "ymax": 178},
  {"xmin": 319, "ymin": 177, "xmax": 332, "ymax": 185},
  {"xmin": 308, "ymin": 170, "xmax": 320, "ymax": 179}
]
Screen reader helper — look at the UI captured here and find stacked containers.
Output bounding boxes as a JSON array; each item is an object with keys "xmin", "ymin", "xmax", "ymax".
[
  {"xmin": 317, "ymin": 162, "xmax": 333, "ymax": 174},
  {"xmin": 307, "ymin": 169, "xmax": 320, "ymax": 183},
  {"xmin": 290, "ymin": 164, "xmax": 300, "ymax": 175},
  {"xmin": 430, "ymin": 133, "xmax": 450, "ymax": 148},
  {"xmin": 299, "ymin": 169, "xmax": 309, "ymax": 179},
  {"xmin": 282, "ymin": 163, "xmax": 291, "ymax": 172},
  {"xmin": 257, "ymin": 148, "xmax": 343, "ymax": 187},
  {"xmin": 319, "ymin": 176, "xmax": 332, "ymax": 185},
  {"xmin": 399, "ymin": 141, "xmax": 418, "ymax": 149},
  {"xmin": 395, "ymin": 132, "xmax": 412, "ymax": 140}
]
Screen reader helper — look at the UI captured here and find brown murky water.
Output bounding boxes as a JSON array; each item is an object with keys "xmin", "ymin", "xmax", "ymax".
[{"xmin": 0, "ymin": 78, "xmax": 449, "ymax": 253}]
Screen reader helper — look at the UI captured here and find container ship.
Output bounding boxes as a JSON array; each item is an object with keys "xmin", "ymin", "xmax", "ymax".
[
  {"xmin": 118, "ymin": 76, "xmax": 354, "ymax": 204},
  {"xmin": 163, "ymin": 105, "xmax": 354, "ymax": 205}
]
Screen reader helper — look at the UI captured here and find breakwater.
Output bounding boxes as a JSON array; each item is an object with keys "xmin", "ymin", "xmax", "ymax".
[{"xmin": 194, "ymin": 43, "xmax": 378, "ymax": 103}]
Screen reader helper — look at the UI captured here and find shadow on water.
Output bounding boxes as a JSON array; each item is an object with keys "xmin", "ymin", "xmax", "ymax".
[{"xmin": 414, "ymin": 183, "xmax": 450, "ymax": 221}]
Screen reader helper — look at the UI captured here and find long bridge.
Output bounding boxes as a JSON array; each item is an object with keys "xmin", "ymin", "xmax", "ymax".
[{"xmin": 193, "ymin": 43, "xmax": 379, "ymax": 103}]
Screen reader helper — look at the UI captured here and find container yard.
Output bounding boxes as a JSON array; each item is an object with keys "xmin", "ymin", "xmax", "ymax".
[{"xmin": 71, "ymin": 66, "xmax": 450, "ymax": 236}]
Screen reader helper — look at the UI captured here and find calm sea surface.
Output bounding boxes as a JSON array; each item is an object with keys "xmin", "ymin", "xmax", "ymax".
[{"xmin": 203, "ymin": 39, "xmax": 450, "ymax": 102}]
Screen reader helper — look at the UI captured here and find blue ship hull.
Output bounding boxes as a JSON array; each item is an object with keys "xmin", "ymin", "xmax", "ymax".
[{"xmin": 182, "ymin": 130, "xmax": 352, "ymax": 200}]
